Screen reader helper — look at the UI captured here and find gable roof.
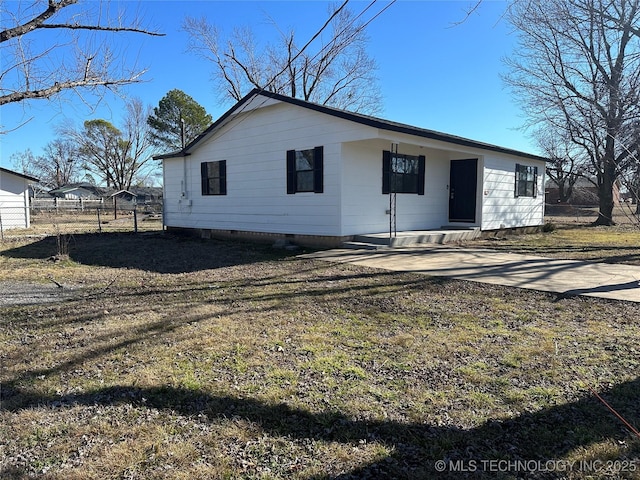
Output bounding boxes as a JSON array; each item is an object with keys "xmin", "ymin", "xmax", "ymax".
[
  {"xmin": 109, "ymin": 189, "xmax": 137, "ymax": 198},
  {"xmin": 154, "ymin": 89, "xmax": 548, "ymax": 162},
  {"xmin": 0, "ymin": 166, "xmax": 39, "ymax": 183}
]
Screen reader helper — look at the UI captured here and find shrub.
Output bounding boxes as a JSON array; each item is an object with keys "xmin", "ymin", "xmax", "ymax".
[{"xmin": 542, "ymin": 222, "xmax": 556, "ymax": 232}]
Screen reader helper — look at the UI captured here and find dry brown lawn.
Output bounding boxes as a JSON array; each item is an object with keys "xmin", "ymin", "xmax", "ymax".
[{"xmin": 1, "ymin": 231, "xmax": 639, "ymax": 479}]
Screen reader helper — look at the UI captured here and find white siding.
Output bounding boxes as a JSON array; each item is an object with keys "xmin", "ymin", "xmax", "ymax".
[
  {"xmin": 481, "ymin": 155, "xmax": 546, "ymax": 230},
  {"xmin": 162, "ymin": 157, "xmax": 186, "ymax": 228},
  {"xmin": 162, "ymin": 95, "xmax": 548, "ymax": 238},
  {"xmin": 164, "ymin": 102, "xmax": 376, "ymax": 236},
  {"xmin": 0, "ymin": 171, "xmax": 30, "ymax": 229},
  {"xmin": 341, "ymin": 141, "xmax": 450, "ymax": 235}
]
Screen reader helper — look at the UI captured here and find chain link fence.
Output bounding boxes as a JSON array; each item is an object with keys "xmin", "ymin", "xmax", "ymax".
[
  {"xmin": 544, "ymin": 202, "xmax": 640, "ymax": 226},
  {"xmin": 0, "ymin": 200, "xmax": 163, "ymax": 241}
]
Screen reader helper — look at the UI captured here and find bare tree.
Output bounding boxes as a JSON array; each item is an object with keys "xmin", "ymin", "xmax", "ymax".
[
  {"xmin": 10, "ymin": 140, "xmax": 81, "ymax": 188},
  {"xmin": 505, "ymin": 0, "xmax": 640, "ymax": 225},
  {"xmin": 0, "ymin": 0, "xmax": 163, "ymax": 110},
  {"xmin": 616, "ymin": 119, "xmax": 640, "ymax": 215},
  {"xmin": 120, "ymin": 98, "xmax": 157, "ymax": 188},
  {"xmin": 42, "ymin": 139, "xmax": 82, "ymax": 187},
  {"xmin": 536, "ymin": 128, "xmax": 587, "ymax": 203},
  {"xmin": 68, "ymin": 97, "xmax": 155, "ymax": 190},
  {"xmin": 10, "ymin": 149, "xmax": 40, "ymax": 181},
  {"xmin": 183, "ymin": 3, "xmax": 382, "ymax": 114}
]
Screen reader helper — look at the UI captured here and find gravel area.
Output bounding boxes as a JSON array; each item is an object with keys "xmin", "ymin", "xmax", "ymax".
[{"xmin": 0, "ymin": 281, "xmax": 77, "ymax": 306}]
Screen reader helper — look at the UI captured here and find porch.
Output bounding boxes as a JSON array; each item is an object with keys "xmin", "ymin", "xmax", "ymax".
[{"xmin": 343, "ymin": 227, "xmax": 480, "ymax": 249}]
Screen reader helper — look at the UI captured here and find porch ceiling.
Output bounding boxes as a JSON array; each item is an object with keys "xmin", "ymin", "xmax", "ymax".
[{"xmin": 343, "ymin": 137, "xmax": 475, "ymax": 160}]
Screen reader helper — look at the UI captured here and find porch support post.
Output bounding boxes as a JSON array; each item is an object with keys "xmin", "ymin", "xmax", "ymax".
[{"xmin": 389, "ymin": 142, "xmax": 398, "ymax": 242}]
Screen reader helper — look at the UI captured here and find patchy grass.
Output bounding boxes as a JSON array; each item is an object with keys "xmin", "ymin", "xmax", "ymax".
[
  {"xmin": 1, "ymin": 232, "xmax": 639, "ymax": 479},
  {"xmin": 471, "ymin": 224, "xmax": 640, "ymax": 265}
]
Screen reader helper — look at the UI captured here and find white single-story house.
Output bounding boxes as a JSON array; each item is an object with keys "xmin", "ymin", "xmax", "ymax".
[
  {"xmin": 155, "ymin": 89, "xmax": 548, "ymax": 247},
  {"xmin": 0, "ymin": 167, "xmax": 39, "ymax": 231}
]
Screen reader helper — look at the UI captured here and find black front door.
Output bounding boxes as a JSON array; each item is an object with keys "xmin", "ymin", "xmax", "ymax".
[{"xmin": 449, "ymin": 159, "xmax": 478, "ymax": 223}]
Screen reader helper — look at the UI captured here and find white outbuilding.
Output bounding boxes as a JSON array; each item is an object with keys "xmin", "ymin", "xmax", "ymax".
[
  {"xmin": 0, "ymin": 167, "xmax": 39, "ymax": 232},
  {"xmin": 155, "ymin": 89, "xmax": 547, "ymax": 247}
]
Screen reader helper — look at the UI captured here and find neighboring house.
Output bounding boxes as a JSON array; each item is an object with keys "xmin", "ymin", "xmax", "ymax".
[
  {"xmin": 545, "ymin": 177, "xmax": 621, "ymax": 205},
  {"xmin": 44, "ymin": 184, "xmax": 162, "ymax": 212},
  {"xmin": 155, "ymin": 89, "xmax": 548, "ymax": 247},
  {"xmin": 130, "ymin": 186, "xmax": 163, "ymax": 205},
  {"xmin": 0, "ymin": 167, "xmax": 39, "ymax": 230},
  {"xmin": 49, "ymin": 183, "xmax": 105, "ymax": 200}
]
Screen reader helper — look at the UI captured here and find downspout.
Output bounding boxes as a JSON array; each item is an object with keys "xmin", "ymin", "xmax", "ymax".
[
  {"xmin": 181, "ymin": 118, "xmax": 187, "ymax": 200},
  {"xmin": 161, "ymin": 159, "xmax": 167, "ymax": 231},
  {"xmin": 24, "ymin": 181, "xmax": 30, "ymax": 228}
]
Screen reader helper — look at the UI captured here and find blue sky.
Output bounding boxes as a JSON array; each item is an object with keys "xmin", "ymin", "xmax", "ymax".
[{"xmin": 1, "ymin": 0, "xmax": 531, "ymax": 171}]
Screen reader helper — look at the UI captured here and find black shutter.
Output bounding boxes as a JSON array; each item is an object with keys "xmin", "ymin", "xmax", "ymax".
[
  {"xmin": 313, "ymin": 146, "xmax": 324, "ymax": 193},
  {"xmin": 219, "ymin": 160, "xmax": 227, "ymax": 195},
  {"xmin": 382, "ymin": 150, "xmax": 391, "ymax": 194},
  {"xmin": 533, "ymin": 165, "xmax": 538, "ymax": 198},
  {"xmin": 201, "ymin": 162, "xmax": 208, "ymax": 195},
  {"xmin": 417, "ymin": 155, "xmax": 426, "ymax": 195},
  {"xmin": 514, "ymin": 163, "xmax": 520, "ymax": 198},
  {"xmin": 286, "ymin": 150, "xmax": 296, "ymax": 194}
]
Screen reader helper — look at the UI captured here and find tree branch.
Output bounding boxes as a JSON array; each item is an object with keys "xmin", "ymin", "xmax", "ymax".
[
  {"xmin": 1, "ymin": 0, "xmax": 164, "ymax": 42},
  {"xmin": 0, "ymin": 74, "xmax": 143, "ymax": 106},
  {"xmin": 1, "ymin": 0, "xmax": 76, "ymax": 42},
  {"xmin": 36, "ymin": 23, "xmax": 165, "ymax": 36}
]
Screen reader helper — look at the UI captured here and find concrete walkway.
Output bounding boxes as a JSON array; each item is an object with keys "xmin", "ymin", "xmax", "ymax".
[{"xmin": 302, "ymin": 246, "xmax": 640, "ymax": 303}]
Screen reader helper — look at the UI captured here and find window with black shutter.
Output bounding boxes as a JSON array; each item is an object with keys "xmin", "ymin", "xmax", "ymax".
[
  {"xmin": 382, "ymin": 151, "xmax": 425, "ymax": 195},
  {"xmin": 201, "ymin": 160, "xmax": 227, "ymax": 195},
  {"xmin": 286, "ymin": 146, "xmax": 323, "ymax": 194}
]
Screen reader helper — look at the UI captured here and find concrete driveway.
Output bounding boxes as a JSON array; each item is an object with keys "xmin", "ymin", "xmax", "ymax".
[{"xmin": 302, "ymin": 246, "xmax": 640, "ymax": 303}]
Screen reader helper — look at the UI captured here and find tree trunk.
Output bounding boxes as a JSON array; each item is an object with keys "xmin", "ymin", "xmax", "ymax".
[
  {"xmin": 558, "ymin": 182, "xmax": 572, "ymax": 203},
  {"xmin": 595, "ymin": 160, "xmax": 616, "ymax": 225}
]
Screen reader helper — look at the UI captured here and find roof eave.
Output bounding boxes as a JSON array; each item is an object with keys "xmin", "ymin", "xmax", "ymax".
[
  {"xmin": 0, "ymin": 166, "xmax": 40, "ymax": 182},
  {"xmin": 154, "ymin": 88, "xmax": 549, "ymax": 163},
  {"xmin": 153, "ymin": 89, "xmax": 265, "ymax": 161},
  {"xmin": 153, "ymin": 151, "xmax": 189, "ymax": 160},
  {"xmin": 254, "ymin": 90, "xmax": 549, "ymax": 162}
]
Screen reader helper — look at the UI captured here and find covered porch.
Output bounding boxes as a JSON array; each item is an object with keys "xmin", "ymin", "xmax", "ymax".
[{"xmin": 340, "ymin": 137, "xmax": 482, "ymax": 238}]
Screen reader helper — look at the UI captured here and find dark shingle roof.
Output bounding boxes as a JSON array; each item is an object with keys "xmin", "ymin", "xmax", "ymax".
[{"xmin": 154, "ymin": 89, "xmax": 548, "ymax": 162}]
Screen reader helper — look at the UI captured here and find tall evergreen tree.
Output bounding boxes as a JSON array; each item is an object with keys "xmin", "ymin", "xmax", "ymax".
[{"xmin": 147, "ymin": 89, "xmax": 212, "ymax": 151}]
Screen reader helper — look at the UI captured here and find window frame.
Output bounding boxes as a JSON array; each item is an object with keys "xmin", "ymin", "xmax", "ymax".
[
  {"xmin": 382, "ymin": 151, "xmax": 425, "ymax": 195},
  {"xmin": 286, "ymin": 146, "xmax": 324, "ymax": 194},
  {"xmin": 201, "ymin": 160, "xmax": 227, "ymax": 196},
  {"xmin": 515, "ymin": 163, "xmax": 538, "ymax": 198},
  {"xmin": 294, "ymin": 149, "xmax": 315, "ymax": 193}
]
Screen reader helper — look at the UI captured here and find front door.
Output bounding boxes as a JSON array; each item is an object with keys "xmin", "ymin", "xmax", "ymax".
[{"xmin": 449, "ymin": 159, "xmax": 478, "ymax": 223}]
